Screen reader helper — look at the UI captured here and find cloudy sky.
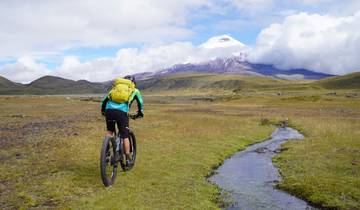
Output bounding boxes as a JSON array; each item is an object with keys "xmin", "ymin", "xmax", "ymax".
[{"xmin": 0, "ymin": 0, "xmax": 359, "ymax": 83}]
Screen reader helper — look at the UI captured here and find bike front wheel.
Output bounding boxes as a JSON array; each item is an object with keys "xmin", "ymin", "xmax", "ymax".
[{"xmin": 100, "ymin": 136, "xmax": 118, "ymax": 187}]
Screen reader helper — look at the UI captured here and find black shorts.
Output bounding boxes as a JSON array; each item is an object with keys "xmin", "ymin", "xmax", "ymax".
[{"xmin": 105, "ymin": 109, "xmax": 129, "ymax": 138}]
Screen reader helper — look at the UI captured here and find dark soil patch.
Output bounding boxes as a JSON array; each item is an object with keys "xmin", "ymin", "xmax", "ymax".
[{"xmin": 0, "ymin": 113, "xmax": 95, "ymax": 148}]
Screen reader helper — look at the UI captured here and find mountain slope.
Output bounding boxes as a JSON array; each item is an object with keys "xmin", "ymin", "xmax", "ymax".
[
  {"xmin": 246, "ymin": 63, "xmax": 334, "ymax": 80},
  {"xmin": 28, "ymin": 76, "xmax": 107, "ymax": 94},
  {"xmin": 0, "ymin": 76, "xmax": 23, "ymax": 88},
  {"xmin": 0, "ymin": 76, "xmax": 28, "ymax": 94},
  {"xmin": 133, "ymin": 35, "xmax": 333, "ymax": 81},
  {"xmin": 316, "ymin": 72, "xmax": 360, "ymax": 89},
  {"xmin": 137, "ymin": 72, "xmax": 296, "ymax": 94},
  {"xmin": 134, "ymin": 56, "xmax": 334, "ymax": 80}
]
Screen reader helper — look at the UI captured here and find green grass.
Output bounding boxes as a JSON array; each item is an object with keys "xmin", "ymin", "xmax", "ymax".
[
  {"xmin": 273, "ymin": 116, "xmax": 360, "ymax": 209},
  {"xmin": 0, "ymin": 97, "xmax": 273, "ymax": 209},
  {"xmin": 138, "ymin": 72, "xmax": 295, "ymax": 95},
  {"xmin": 0, "ymin": 79, "xmax": 360, "ymax": 209},
  {"xmin": 316, "ymin": 72, "xmax": 360, "ymax": 89}
]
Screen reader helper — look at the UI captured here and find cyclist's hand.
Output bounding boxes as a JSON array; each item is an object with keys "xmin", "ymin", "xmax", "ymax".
[
  {"xmin": 137, "ymin": 111, "xmax": 144, "ymax": 118},
  {"xmin": 129, "ymin": 111, "xmax": 143, "ymax": 120},
  {"xmin": 129, "ymin": 113, "xmax": 138, "ymax": 120}
]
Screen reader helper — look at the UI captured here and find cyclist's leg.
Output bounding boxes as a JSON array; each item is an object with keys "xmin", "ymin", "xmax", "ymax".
[
  {"xmin": 116, "ymin": 111, "xmax": 130, "ymax": 157},
  {"xmin": 105, "ymin": 109, "xmax": 116, "ymax": 137},
  {"xmin": 123, "ymin": 137, "xmax": 130, "ymax": 156}
]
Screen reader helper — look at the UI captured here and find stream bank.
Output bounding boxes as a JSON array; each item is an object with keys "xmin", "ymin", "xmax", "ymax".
[{"xmin": 208, "ymin": 127, "xmax": 318, "ymax": 210}]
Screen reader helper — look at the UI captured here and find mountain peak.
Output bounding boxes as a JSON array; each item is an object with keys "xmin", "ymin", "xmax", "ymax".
[{"xmin": 200, "ymin": 35, "xmax": 245, "ymax": 49}]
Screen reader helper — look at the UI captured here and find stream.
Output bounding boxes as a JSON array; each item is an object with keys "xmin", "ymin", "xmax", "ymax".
[{"xmin": 208, "ymin": 127, "xmax": 318, "ymax": 210}]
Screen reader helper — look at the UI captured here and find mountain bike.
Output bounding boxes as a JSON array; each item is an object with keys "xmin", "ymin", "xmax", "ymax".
[{"xmin": 100, "ymin": 114, "xmax": 139, "ymax": 187}]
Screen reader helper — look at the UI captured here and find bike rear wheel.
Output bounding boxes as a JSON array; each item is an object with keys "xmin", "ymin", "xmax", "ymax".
[
  {"xmin": 100, "ymin": 136, "xmax": 118, "ymax": 187},
  {"xmin": 120, "ymin": 130, "xmax": 137, "ymax": 171}
]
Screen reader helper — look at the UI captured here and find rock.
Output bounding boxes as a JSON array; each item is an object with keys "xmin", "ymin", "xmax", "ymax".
[{"xmin": 254, "ymin": 147, "xmax": 269, "ymax": 153}]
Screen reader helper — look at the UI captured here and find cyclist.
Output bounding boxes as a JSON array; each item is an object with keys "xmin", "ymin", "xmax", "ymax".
[{"xmin": 101, "ymin": 75, "xmax": 144, "ymax": 167}]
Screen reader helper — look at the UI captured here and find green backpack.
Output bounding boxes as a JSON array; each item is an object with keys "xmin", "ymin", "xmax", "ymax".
[{"xmin": 108, "ymin": 78, "xmax": 135, "ymax": 103}]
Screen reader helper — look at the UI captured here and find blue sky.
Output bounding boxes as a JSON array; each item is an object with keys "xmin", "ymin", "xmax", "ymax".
[{"xmin": 0, "ymin": 0, "xmax": 360, "ymax": 83}]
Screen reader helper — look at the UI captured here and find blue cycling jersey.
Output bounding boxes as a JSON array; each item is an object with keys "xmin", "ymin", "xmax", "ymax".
[
  {"xmin": 101, "ymin": 88, "xmax": 144, "ymax": 113},
  {"xmin": 106, "ymin": 100, "xmax": 130, "ymax": 112}
]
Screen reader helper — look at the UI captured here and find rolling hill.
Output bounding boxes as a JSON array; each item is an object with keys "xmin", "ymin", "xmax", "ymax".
[
  {"xmin": 29, "ymin": 76, "xmax": 108, "ymax": 94},
  {"xmin": 137, "ymin": 72, "xmax": 297, "ymax": 94},
  {"xmin": 137, "ymin": 71, "xmax": 359, "ymax": 95},
  {"xmin": 0, "ymin": 75, "xmax": 108, "ymax": 95},
  {"xmin": 316, "ymin": 72, "xmax": 360, "ymax": 89},
  {"xmin": 1, "ymin": 71, "xmax": 359, "ymax": 95}
]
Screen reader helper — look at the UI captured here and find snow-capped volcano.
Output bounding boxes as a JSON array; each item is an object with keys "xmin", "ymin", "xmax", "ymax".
[
  {"xmin": 200, "ymin": 35, "xmax": 246, "ymax": 49},
  {"xmin": 130, "ymin": 35, "xmax": 334, "ymax": 81},
  {"xmin": 133, "ymin": 55, "xmax": 334, "ymax": 80}
]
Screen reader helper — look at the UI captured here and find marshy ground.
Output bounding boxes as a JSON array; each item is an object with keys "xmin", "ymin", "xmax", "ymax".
[{"xmin": 0, "ymin": 90, "xmax": 359, "ymax": 209}]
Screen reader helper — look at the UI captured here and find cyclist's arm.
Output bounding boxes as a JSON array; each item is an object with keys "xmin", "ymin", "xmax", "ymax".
[
  {"xmin": 129, "ymin": 89, "xmax": 144, "ymax": 113},
  {"xmin": 101, "ymin": 95, "xmax": 109, "ymax": 114}
]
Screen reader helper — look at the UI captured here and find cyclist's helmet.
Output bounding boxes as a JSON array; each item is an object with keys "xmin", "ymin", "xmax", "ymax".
[{"xmin": 124, "ymin": 75, "xmax": 136, "ymax": 86}]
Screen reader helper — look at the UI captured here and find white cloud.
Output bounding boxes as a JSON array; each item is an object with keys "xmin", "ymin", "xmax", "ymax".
[
  {"xmin": 1, "ymin": 35, "xmax": 247, "ymax": 83},
  {"xmin": 275, "ymin": 74, "xmax": 304, "ymax": 80},
  {"xmin": 3, "ymin": 15, "xmax": 360, "ymax": 84},
  {"xmin": 0, "ymin": 56, "xmax": 50, "ymax": 83},
  {"xmin": 2, "ymin": 0, "xmax": 360, "ymax": 83},
  {"xmin": 0, "ymin": 0, "xmax": 215, "ymax": 58},
  {"xmin": 248, "ymin": 12, "xmax": 360, "ymax": 75},
  {"xmin": 1, "ymin": 56, "xmax": 118, "ymax": 83},
  {"xmin": 52, "ymin": 56, "xmax": 118, "ymax": 82},
  {"xmin": 114, "ymin": 35, "xmax": 247, "ymax": 74},
  {"xmin": 114, "ymin": 43, "xmax": 195, "ymax": 74},
  {"xmin": 71, "ymin": 35, "xmax": 246, "ymax": 81},
  {"xmin": 200, "ymin": 34, "xmax": 245, "ymax": 49}
]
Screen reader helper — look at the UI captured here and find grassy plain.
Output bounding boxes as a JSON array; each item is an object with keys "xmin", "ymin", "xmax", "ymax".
[
  {"xmin": 0, "ymin": 83, "xmax": 359, "ymax": 209},
  {"xmin": 0, "ymin": 96, "xmax": 273, "ymax": 209}
]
